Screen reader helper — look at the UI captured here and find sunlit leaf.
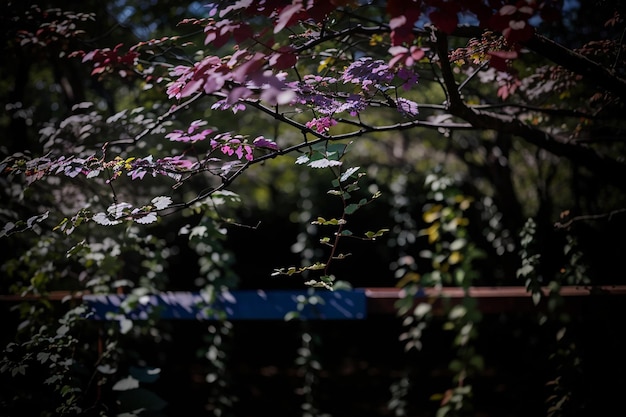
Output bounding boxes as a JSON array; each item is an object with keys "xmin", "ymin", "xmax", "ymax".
[
  {"xmin": 135, "ymin": 212, "xmax": 157, "ymax": 224},
  {"xmin": 295, "ymin": 155, "xmax": 310, "ymax": 165},
  {"xmin": 97, "ymin": 364, "xmax": 117, "ymax": 374},
  {"xmin": 37, "ymin": 352, "xmax": 51, "ymax": 364},
  {"xmin": 151, "ymin": 196, "xmax": 172, "ymax": 210},
  {"xmin": 130, "ymin": 366, "xmax": 161, "ymax": 383},
  {"xmin": 119, "ymin": 317, "xmax": 133, "ymax": 334},
  {"xmin": 112, "ymin": 376, "xmax": 139, "ymax": 391},
  {"xmin": 340, "ymin": 166, "xmax": 360, "ymax": 182},
  {"xmin": 308, "ymin": 158, "xmax": 342, "ymax": 168}
]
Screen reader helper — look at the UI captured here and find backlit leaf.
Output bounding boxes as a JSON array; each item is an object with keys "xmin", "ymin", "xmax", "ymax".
[{"xmin": 112, "ymin": 376, "xmax": 140, "ymax": 391}]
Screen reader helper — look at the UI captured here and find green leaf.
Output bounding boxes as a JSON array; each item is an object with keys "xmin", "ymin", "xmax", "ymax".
[
  {"xmin": 332, "ymin": 280, "xmax": 353, "ymax": 290},
  {"xmin": 320, "ymin": 275, "xmax": 335, "ymax": 283},
  {"xmin": 66, "ymin": 240, "xmax": 87, "ymax": 257},
  {"xmin": 365, "ymin": 228, "xmax": 389, "ymax": 239},
  {"xmin": 454, "ymin": 268, "xmax": 466, "ymax": 285},
  {"xmin": 312, "ymin": 217, "xmax": 345, "ymax": 225},
  {"xmin": 449, "ymin": 359, "xmax": 464, "ymax": 373},
  {"xmin": 345, "ymin": 183, "xmax": 360, "ymax": 193},
  {"xmin": 284, "ymin": 311, "xmax": 300, "ymax": 321},
  {"xmin": 469, "ymin": 355, "xmax": 485, "ymax": 371},
  {"xmin": 394, "ymin": 297, "xmax": 414, "ymax": 315},
  {"xmin": 309, "ymin": 142, "xmax": 345, "ymax": 161},
  {"xmin": 305, "ymin": 280, "xmax": 333, "ymax": 290},
  {"xmin": 304, "ymin": 262, "xmax": 326, "ymax": 271},
  {"xmin": 53, "ymin": 217, "xmax": 68, "ymax": 231},
  {"xmin": 344, "ymin": 203, "xmax": 360, "ymax": 214}
]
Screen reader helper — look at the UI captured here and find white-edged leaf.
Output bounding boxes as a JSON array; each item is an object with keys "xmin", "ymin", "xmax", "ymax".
[
  {"xmin": 308, "ymin": 158, "xmax": 342, "ymax": 168},
  {"xmin": 151, "ymin": 196, "xmax": 172, "ymax": 210},
  {"xmin": 97, "ymin": 364, "xmax": 117, "ymax": 374},
  {"xmin": 26, "ymin": 211, "xmax": 49, "ymax": 227},
  {"xmin": 340, "ymin": 166, "xmax": 360, "ymax": 182},
  {"xmin": 37, "ymin": 352, "xmax": 51, "ymax": 364},
  {"xmin": 86, "ymin": 169, "xmax": 101, "ymax": 178},
  {"xmin": 189, "ymin": 225, "xmax": 207, "ymax": 239},
  {"xmin": 107, "ymin": 202, "xmax": 132, "ymax": 217},
  {"xmin": 414, "ymin": 303, "xmax": 432, "ymax": 319},
  {"xmin": 92, "ymin": 213, "xmax": 121, "ymax": 226},
  {"xmin": 135, "ymin": 212, "xmax": 157, "ymax": 224},
  {"xmin": 119, "ymin": 317, "xmax": 133, "ymax": 334},
  {"xmin": 56, "ymin": 325, "xmax": 69, "ymax": 336},
  {"xmin": 71, "ymin": 101, "xmax": 93, "ymax": 111},
  {"xmin": 295, "ymin": 155, "xmax": 310, "ymax": 165},
  {"xmin": 106, "ymin": 109, "xmax": 128, "ymax": 124},
  {"xmin": 112, "ymin": 376, "xmax": 139, "ymax": 391},
  {"xmin": 0, "ymin": 222, "xmax": 15, "ymax": 237}
]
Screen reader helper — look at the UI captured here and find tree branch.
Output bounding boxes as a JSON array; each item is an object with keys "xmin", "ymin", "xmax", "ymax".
[
  {"xmin": 434, "ymin": 30, "xmax": 626, "ymax": 191},
  {"xmin": 554, "ymin": 208, "xmax": 626, "ymax": 229},
  {"xmin": 524, "ymin": 33, "xmax": 626, "ymax": 101},
  {"xmin": 452, "ymin": 25, "xmax": 626, "ymax": 101}
]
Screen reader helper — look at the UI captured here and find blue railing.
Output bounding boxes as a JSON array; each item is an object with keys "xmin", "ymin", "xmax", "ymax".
[{"xmin": 84, "ymin": 289, "xmax": 369, "ymax": 320}]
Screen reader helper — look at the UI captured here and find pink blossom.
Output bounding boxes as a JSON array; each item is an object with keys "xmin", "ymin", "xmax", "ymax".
[
  {"xmin": 253, "ymin": 136, "xmax": 279, "ymax": 150},
  {"xmin": 158, "ymin": 156, "xmax": 195, "ymax": 170},
  {"xmin": 188, "ymin": 120, "xmax": 207, "ymax": 133},
  {"xmin": 129, "ymin": 169, "xmax": 147, "ymax": 180},
  {"xmin": 236, "ymin": 144, "xmax": 254, "ymax": 160},
  {"xmin": 166, "ymin": 120, "xmax": 213, "ymax": 143},
  {"xmin": 221, "ymin": 144, "xmax": 234, "ymax": 156},
  {"xmin": 306, "ymin": 117, "xmax": 337, "ymax": 134},
  {"xmin": 388, "ymin": 46, "xmax": 425, "ymax": 68}
]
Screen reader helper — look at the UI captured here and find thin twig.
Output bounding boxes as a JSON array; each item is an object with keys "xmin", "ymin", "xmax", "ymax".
[{"xmin": 554, "ymin": 208, "xmax": 626, "ymax": 229}]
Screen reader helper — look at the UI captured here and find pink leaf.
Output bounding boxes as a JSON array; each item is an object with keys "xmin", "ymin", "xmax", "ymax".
[
  {"xmin": 269, "ymin": 47, "xmax": 298, "ymax": 70},
  {"xmin": 274, "ymin": 2, "xmax": 304, "ymax": 34},
  {"xmin": 179, "ymin": 78, "xmax": 203, "ymax": 98}
]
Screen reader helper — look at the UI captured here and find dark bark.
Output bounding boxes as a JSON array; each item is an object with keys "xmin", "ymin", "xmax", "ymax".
[
  {"xmin": 435, "ymin": 31, "xmax": 626, "ymax": 192},
  {"xmin": 524, "ymin": 33, "xmax": 626, "ymax": 102}
]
